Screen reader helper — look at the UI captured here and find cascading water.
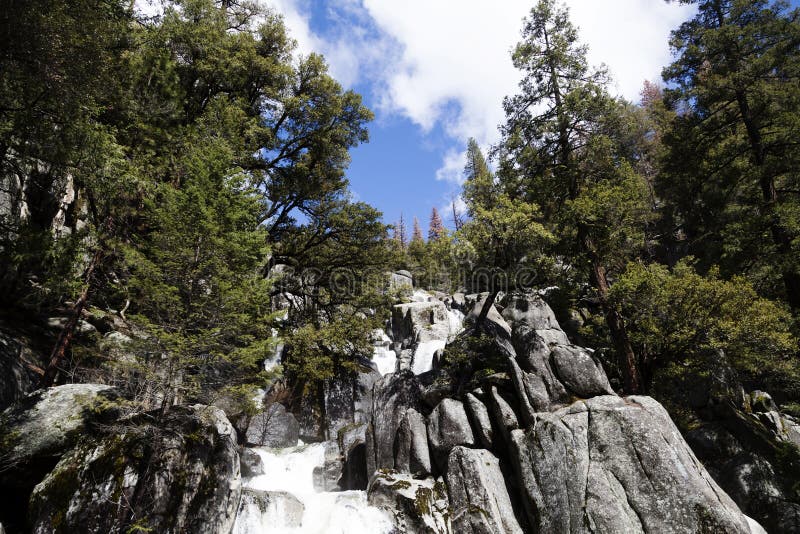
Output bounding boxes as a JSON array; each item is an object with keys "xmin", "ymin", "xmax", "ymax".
[{"xmin": 232, "ymin": 443, "xmax": 395, "ymax": 534}]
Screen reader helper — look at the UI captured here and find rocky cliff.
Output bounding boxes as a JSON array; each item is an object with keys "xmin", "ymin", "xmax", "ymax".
[{"xmin": 0, "ymin": 286, "xmax": 794, "ymax": 533}]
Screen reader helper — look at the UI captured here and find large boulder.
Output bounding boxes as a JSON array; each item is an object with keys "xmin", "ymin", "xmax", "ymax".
[
  {"xmin": 446, "ymin": 446, "xmax": 523, "ymax": 534},
  {"xmin": 394, "ymin": 408, "xmax": 432, "ymax": 476},
  {"xmin": 0, "ymin": 383, "xmax": 119, "ymax": 484},
  {"xmin": 426, "ymin": 398, "xmax": 474, "ymax": 470},
  {"xmin": 549, "ymin": 345, "xmax": 614, "ymax": 398},
  {"xmin": 366, "ymin": 371, "xmax": 423, "ymax": 473},
  {"xmin": 367, "ymin": 470, "xmax": 451, "ymax": 534},
  {"xmin": 509, "ymin": 395, "xmax": 752, "ymax": 533},
  {"xmin": 29, "ymin": 405, "xmax": 241, "ymax": 534},
  {"xmin": 245, "ymin": 402, "xmax": 299, "ymax": 447},
  {"xmin": 464, "ymin": 392, "xmax": 493, "ymax": 449}
]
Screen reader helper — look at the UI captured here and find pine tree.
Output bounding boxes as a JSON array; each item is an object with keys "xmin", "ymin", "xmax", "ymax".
[
  {"xmin": 428, "ymin": 207, "xmax": 445, "ymax": 241},
  {"xmin": 397, "ymin": 213, "xmax": 407, "ymax": 248},
  {"xmin": 662, "ymin": 0, "xmax": 800, "ymax": 310},
  {"xmin": 412, "ymin": 217, "xmax": 424, "ymax": 243},
  {"xmin": 499, "ymin": 0, "xmax": 652, "ymax": 393}
]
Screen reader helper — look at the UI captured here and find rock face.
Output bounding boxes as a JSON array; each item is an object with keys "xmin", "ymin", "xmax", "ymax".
[
  {"xmin": 426, "ymin": 399, "xmax": 474, "ymax": 470},
  {"xmin": 367, "ymin": 471, "xmax": 451, "ymax": 534},
  {"xmin": 0, "ymin": 383, "xmax": 119, "ymax": 485},
  {"xmin": 245, "ymin": 402, "xmax": 299, "ymax": 447},
  {"xmin": 359, "ymin": 291, "xmax": 758, "ymax": 534},
  {"xmin": 509, "ymin": 395, "xmax": 751, "ymax": 533},
  {"xmin": 366, "ymin": 371, "xmax": 423, "ymax": 473},
  {"xmin": 0, "ymin": 331, "xmax": 38, "ymax": 410},
  {"xmin": 233, "ymin": 489, "xmax": 305, "ymax": 532},
  {"xmin": 446, "ymin": 446, "xmax": 523, "ymax": 534},
  {"xmin": 29, "ymin": 405, "xmax": 241, "ymax": 534}
]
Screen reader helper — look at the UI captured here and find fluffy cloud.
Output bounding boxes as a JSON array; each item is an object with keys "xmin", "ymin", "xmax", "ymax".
[{"xmin": 264, "ymin": 0, "xmax": 693, "ymax": 187}]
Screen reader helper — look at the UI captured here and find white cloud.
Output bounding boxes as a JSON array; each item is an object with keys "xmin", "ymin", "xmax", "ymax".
[
  {"xmin": 263, "ymin": 0, "xmax": 694, "ymax": 187},
  {"xmin": 435, "ymin": 148, "xmax": 468, "ymax": 185}
]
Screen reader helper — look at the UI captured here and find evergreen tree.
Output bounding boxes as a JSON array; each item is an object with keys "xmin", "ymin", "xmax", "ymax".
[
  {"xmin": 398, "ymin": 213, "xmax": 408, "ymax": 248},
  {"xmin": 412, "ymin": 217, "xmax": 424, "ymax": 243},
  {"xmin": 428, "ymin": 207, "xmax": 445, "ymax": 241},
  {"xmin": 662, "ymin": 0, "xmax": 800, "ymax": 309},
  {"xmin": 458, "ymin": 142, "xmax": 553, "ymax": 327},
  {"xmin": 499, "ymin": 0, "xmax": 652, "ymax": 393}
]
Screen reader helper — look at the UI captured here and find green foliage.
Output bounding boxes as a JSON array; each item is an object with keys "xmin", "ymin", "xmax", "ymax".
[
  {"xmin": 459, "ymin": 139, "xmax": 554, "ymax": 293},
  {"xmin": 609, "ymin": 259, "xmax": 799, "ymax": 391},
  {"xmin": 282, "ymin": 311, "xmax": 382, "ymax": 388},
  {"xmin": 661, "ymin": 0, "xmax": 800, "ymax": 307}
]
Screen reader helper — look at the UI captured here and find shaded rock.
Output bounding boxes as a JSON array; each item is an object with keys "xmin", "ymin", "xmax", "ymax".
[
  {"xmin": 749, "ymin": 390, "xmax": 778, "ymax": 413},
  {"xmin": 0, "ymin": 331, "xmax": 37, "ymax": 410},
  {"xmin": 240, "ymin": 447, "xmax": 264, "ymax": 478},
  {"xmin": 446, "ymin": 446, "xmax": 523, "ymax": 534},
  {"xmin": 418, "ymin": 370, "xmax": 454, "ymax": 409},
  {"xmin": 486, "ymin": 385, "xmax": 519, "ymax": 443},
  {"xmin": 466, "ymin": 295, "xmax": 512, "ymax": 340},
  {"xmin": 0, "ymin": 383, "xmax": 119, "ymax": 485},
  {"xmin": 339, "ymin": 423, "xmax": 369, "ymax": 490},
  {"xmin": 323, "ymin": 371, "xmax": 356, "ymax": 440},
  {"xmin": 549, "ymin": 345, "xmax": 614, "ymax": 398},
  {"xmin": 427, "ymin": 398, "xmax": 474, "ymax": 470},
  {"xmin": 509, "ymin": 395, "xmax": 752, "ymax": 533},
  {"xmin": 464, "ymin": 393, "xmax": 493, "ymax": 449},
  {"xmin": 394, "ymin": 408, "xmax": 432, "ymax": 476},
  {"xmin": 366, "ymin": 372, "xmax": 422, "ymax": 473},
  {"xmin": 245, "ymin": 402, "xmax": 299, "ymax": 447},
  {"xmin": 232, "ymin": 489, "xmax": 304, "ymax": 532},
  {"xmin": 29, "ymin": 405, "xmax": 241, "ymax": 534},
  {"xmin": 312, "ymin": 440, "xmax": 342, "ymax": 492},
  {"xmin": 367, "ymin": 471, "xmax": 451, "ymax": 534}
]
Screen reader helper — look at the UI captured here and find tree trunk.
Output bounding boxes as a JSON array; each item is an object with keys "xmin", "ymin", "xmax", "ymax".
[
  {"xmin": 474, "ymin": 289, "xmax": 500, "ymax": 334},
  {"xmin": 583, "ymin": 234, "xmax": 643, "ymax": 394},
  {"xmin": 38, "ymin": 248, "xmax": 103, "ymax": 388}
]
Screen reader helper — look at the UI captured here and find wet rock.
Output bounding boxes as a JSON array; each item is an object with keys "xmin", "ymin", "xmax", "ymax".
[
  {"xmin": 313, "ymin": 441, "xmax": 342, "ymax": 492},
  {"xmin": 446, "ymin": 446, "xmax": 523, "ymax": 534},
  {"xmin": 339, "ymin": 423, "xmax": 369, "ymax": 490},
  {"xmin": 240, "ymin": 447, "xmax": 264, "ymax": 478},
  {"xmin": 427, "ymin": 398, "xmax": 474, "ymax": 470},
  {"xmin": 245, "ymin": 402, "xmax": 299, "ymax": 447},
  {"xmin": 394, "ymin": 408, "xmax": 432, "ymax": 476},
  {"xmin": 367, "ymin": 471, "xmax": 451, "ymax": 534},
  {"xmin": 29, "ymin": 405, "xmax": 241, "ymax": 534},
  {"xmin": 233, "ymin": 489, "xmax": 304, "ymax": 532},
  {"xmin": 509, "ymin": 396, "xmax": 752, "ymax": 533}
]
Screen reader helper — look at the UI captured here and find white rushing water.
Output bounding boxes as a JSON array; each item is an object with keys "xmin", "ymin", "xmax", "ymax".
[
  {"xmin": 232, "ymin": 443, "xmax": 395, "ymax": 534},
  {"xmin": 411, "ymin": 339, "xmax": 446, "ymax": 374},
  {"xmin": 371, "ymin": 329, "xmax": 398, "ymax": 375}
]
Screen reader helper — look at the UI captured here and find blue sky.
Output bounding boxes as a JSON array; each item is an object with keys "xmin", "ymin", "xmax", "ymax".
[{"xmin": 266, "ymin": 0, "xmax": 702, "ymax": 231}]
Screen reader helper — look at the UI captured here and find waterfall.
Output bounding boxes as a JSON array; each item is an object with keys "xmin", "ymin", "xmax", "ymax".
[{"xmin": 232, "ymin": 443, "xmax": 395, "ymax": 534}]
